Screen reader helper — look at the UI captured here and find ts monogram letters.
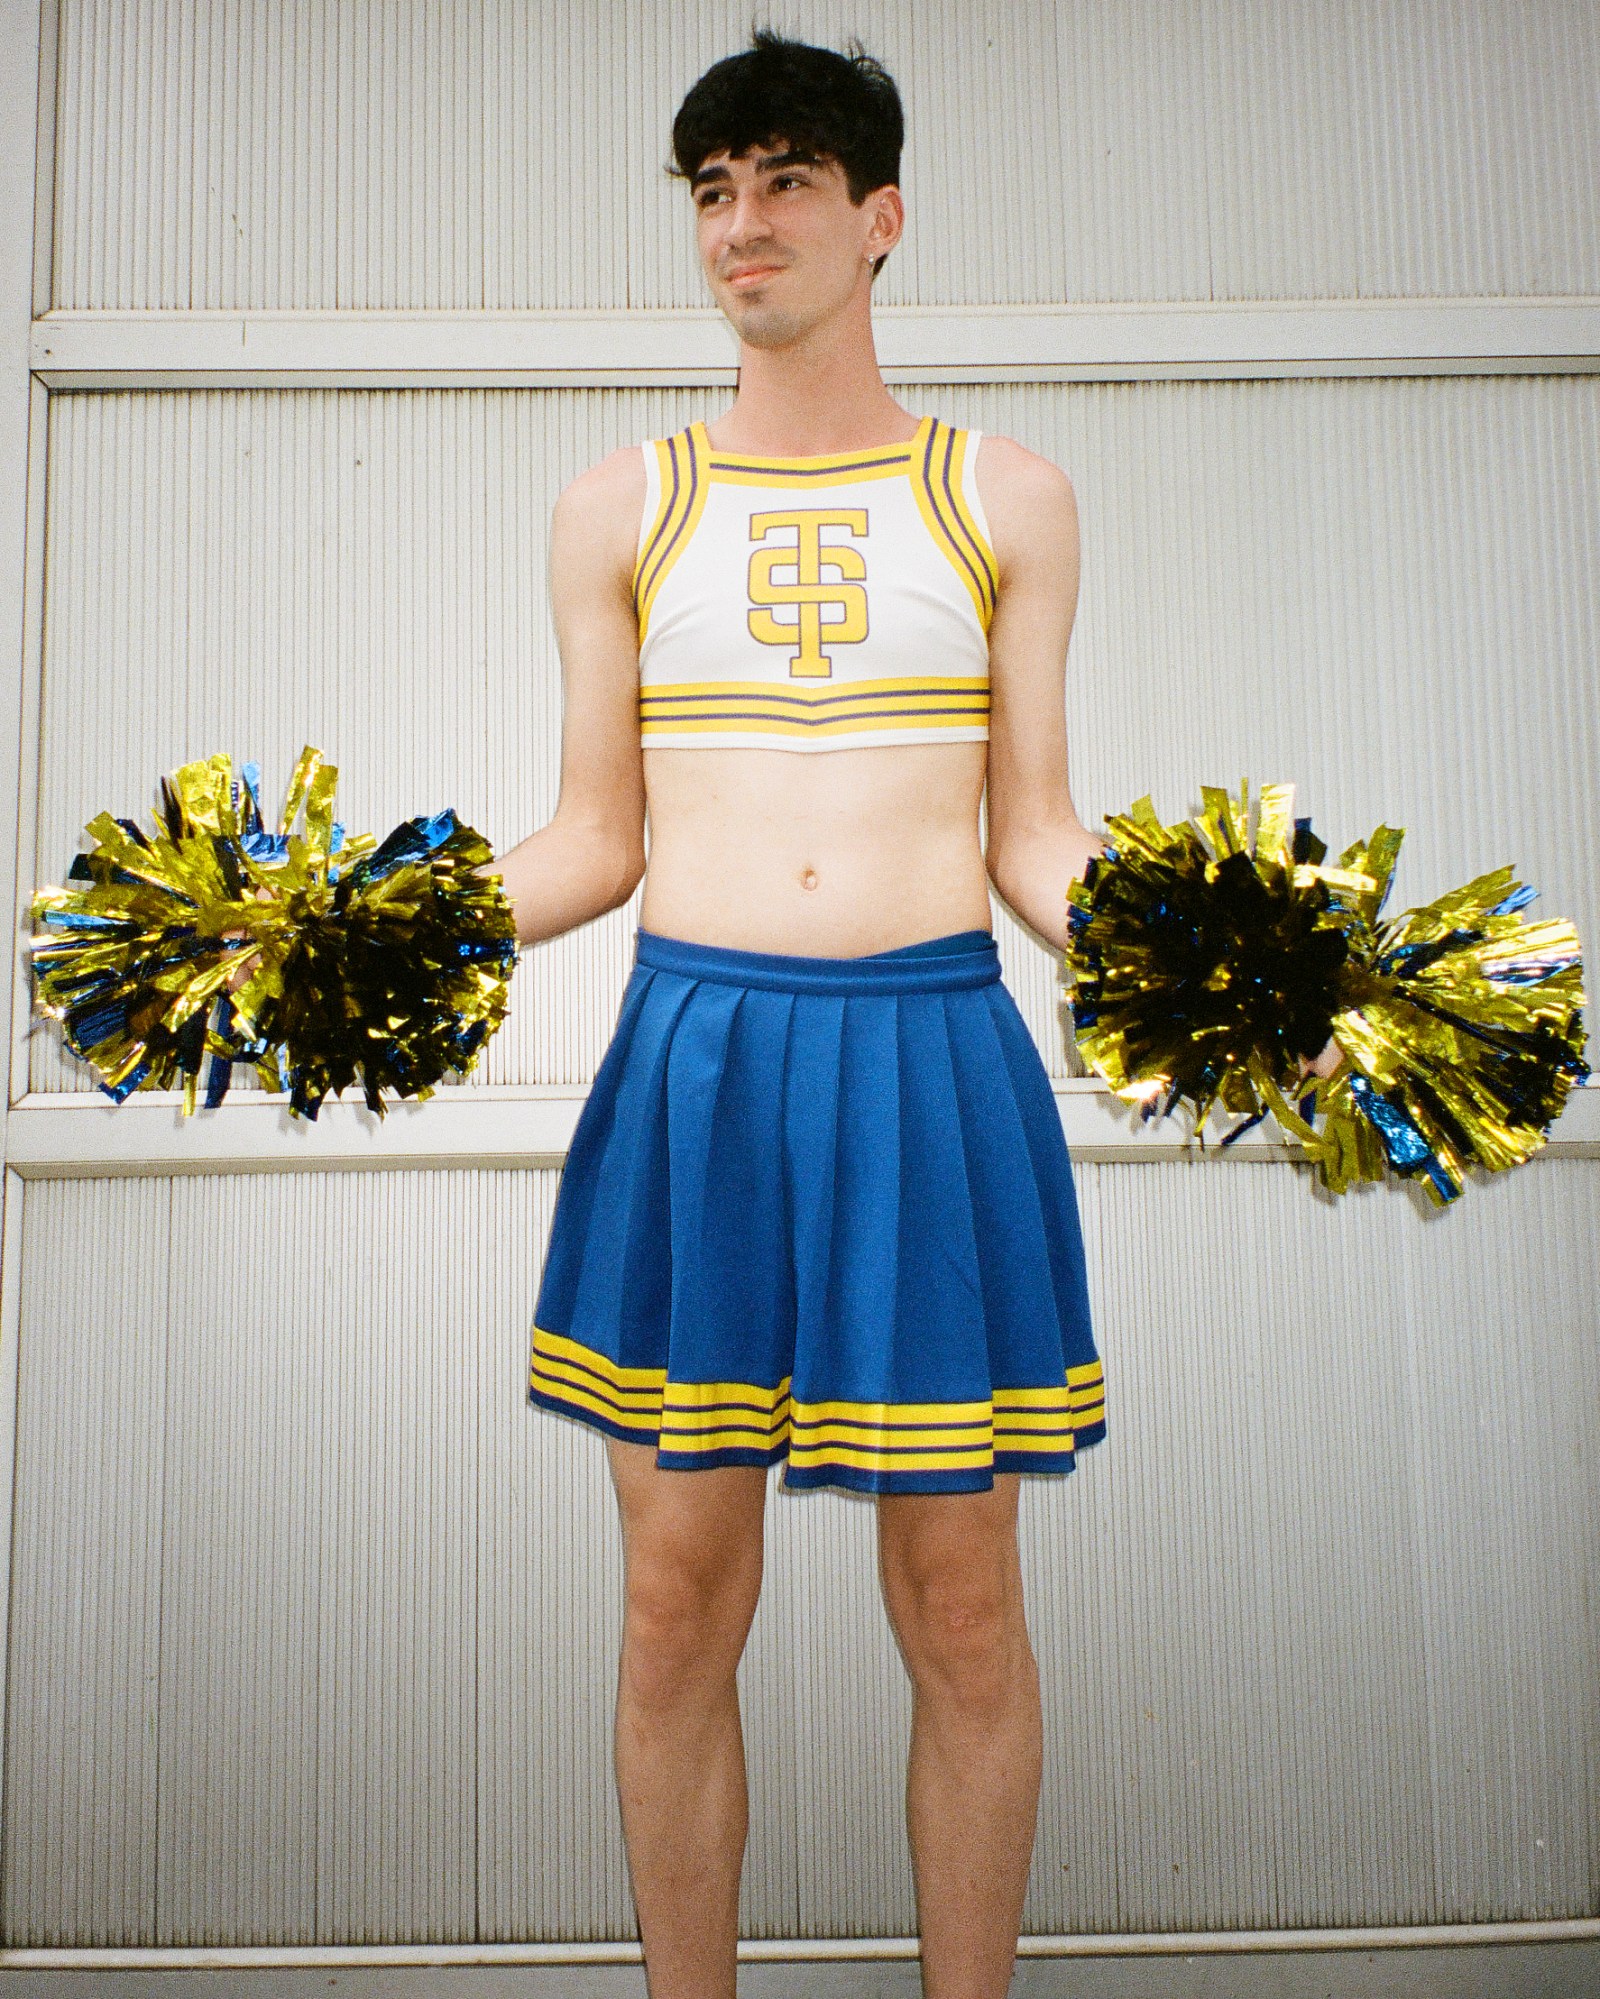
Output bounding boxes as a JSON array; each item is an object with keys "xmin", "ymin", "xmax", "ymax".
[{"xmin": 746, "ymin": 510, "xmax": 870, "ymax": 677}]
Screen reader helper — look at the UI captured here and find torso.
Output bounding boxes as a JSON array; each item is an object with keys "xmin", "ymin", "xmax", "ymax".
[
  {"xmin": 627, "ymin": 410, "xmax": 998, "ymax": 956},
  {"xmin": 639, "ymin": 737, "xmax": 991, "ymax": 954}
]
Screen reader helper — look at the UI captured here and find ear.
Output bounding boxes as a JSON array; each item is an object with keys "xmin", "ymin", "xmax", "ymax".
[{"xmin": 864, "ymin": 184, "xmax": 905, "ymax": 260}]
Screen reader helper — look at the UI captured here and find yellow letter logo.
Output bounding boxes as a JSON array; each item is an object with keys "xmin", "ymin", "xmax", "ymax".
[{"xmin": 747, "ymin": 511, "xmax": 869, "ymax": 677}]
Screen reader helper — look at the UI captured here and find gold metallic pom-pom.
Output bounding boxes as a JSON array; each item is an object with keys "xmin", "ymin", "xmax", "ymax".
[
  {"xmin": 1302, "ymin": 833, "xmax": 1587, "ymax": 1200},
  {"xmin": 1065, "ymin": 781, "xmax": 1587, "ymax": 1203},
  {"xmin": 29, "ymin": 747, "xmax": 518, "ymax": 1119}
]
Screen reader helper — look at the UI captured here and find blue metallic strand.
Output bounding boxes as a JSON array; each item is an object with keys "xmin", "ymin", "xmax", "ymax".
[
  {"xmin": 1221, "ymin": 1108, "xmax": 1269, "ymax": 1146},
  {"xmin": 72, "ymin": 1001, "xmax": 129, "ymax": 1045},
  {"xmin": 1348, "ymin": 1072, "xmax": 1437, "ymax": 1174},
  {"xmin": 39, "ymin": 907, "xmax": 137, "ymax": 934}
]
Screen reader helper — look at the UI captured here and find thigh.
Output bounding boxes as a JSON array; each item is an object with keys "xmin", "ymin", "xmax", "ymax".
[{"xmin": 605, "ymin": 1433, "xmax": 769, "ymax": 1606}]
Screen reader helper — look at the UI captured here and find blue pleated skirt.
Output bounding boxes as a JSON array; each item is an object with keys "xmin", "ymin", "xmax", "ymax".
[{"xmin": 527, "ymin": 925, "xmax": 1106, "ymax": 1496}]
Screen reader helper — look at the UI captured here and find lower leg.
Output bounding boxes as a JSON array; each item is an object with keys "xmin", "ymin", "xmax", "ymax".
[
  {"xmin": 614, "ymin": 1651, "xmax": 749, "ymax": 1999},
  {"xmin": 602, "ymin": 1442, "xmax": 766, "ymax": 1999},
  {"xmin": 905, "ymin": 1631, "xmax": 1044, "ymax": 1999}
]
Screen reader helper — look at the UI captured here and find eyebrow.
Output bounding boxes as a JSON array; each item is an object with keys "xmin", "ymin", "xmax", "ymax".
[{"xmin": 689, "ymin": 148, "xmax": 821, "ymax": 194}]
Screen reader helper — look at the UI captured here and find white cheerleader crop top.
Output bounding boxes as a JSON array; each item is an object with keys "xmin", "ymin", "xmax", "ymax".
[{"xmin": 632, "ymin": 414, "xmax": 997, "ymax": 750}]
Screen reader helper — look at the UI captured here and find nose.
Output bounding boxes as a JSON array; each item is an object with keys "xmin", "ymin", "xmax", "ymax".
[{"xmin": 720, "ymin": 186, "xmax": 776, "ymax": 249}]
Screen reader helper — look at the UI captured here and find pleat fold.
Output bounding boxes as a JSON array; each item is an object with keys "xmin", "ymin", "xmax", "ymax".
[
  {"xmin": 656, "ymin": 980, "xmax": 796, "ymax": 1468},
  {"xmin": 528, "ymin": 969, "xmax": 687, "ymax": 1444}
]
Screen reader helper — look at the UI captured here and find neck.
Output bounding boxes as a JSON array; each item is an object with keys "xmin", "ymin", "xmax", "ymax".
[{"xmin": 711, "ymin": 293, "xmax": 914, "ymax": 454}]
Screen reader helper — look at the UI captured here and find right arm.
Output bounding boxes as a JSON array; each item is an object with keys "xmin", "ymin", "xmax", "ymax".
[{"xmin": 481, "ymin": 448, "xmax": 649, "ymax": 949}]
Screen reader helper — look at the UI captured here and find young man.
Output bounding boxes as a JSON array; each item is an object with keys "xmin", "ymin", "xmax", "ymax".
[{"xmin": 489, "ymin": 30, "xmax": 1106, "ymax": 1999}]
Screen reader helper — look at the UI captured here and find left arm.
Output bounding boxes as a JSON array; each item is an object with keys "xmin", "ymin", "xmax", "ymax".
[{"xmin": 978, "ymin": 436, "xmax": 1102, "ymax": 953}]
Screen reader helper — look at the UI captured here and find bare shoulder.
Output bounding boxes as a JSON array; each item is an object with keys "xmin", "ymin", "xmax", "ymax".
[
  {"xmin": 971, "ymin": 433, "xmax": 1078, "ymax": 585},
  {"xmin": 551, "ymin": 444, "xmax": 649, "ymax": 594},
  {"xmin": 557, "ymin": 441, "xmax": 648, "ymax": 510}
]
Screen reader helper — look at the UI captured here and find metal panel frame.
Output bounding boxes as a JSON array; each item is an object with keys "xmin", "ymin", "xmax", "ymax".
[
  {"xmin": 27, "ymin": 300, "xmax": 1600, "ymax": 389},
  {"xmin": 4, "ymin": 1087, "xmax": 1599, "ymax": 1179},
  {"xmin": 0, "ymin": 0, "xmax": 53, "ymax": 1942}
]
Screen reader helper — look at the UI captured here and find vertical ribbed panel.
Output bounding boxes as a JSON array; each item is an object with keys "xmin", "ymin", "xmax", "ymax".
[
  {"xmin": 1204, "ymin": 0, "xmax": 1600, "ymax": 299},
  {"xmin": 30, "ymin": 378, "xmax": 1600, "ymax": 1091},
  {"xmin": 2, "ymin": 1177, "xmax": 171, "ymax": 1945},
  {"xmin": 6, "ymin": 1161, "xmax": 1597, "ymax": 1942},
  {"xmin": 473, "ymin": 1165, "xmax": 635, "ymax": 1943},
  {"xmin": 1023, "ymin": 1155, "xmax": 1600, "ymax": 1933},
  {"xmin": 163, "ymin": 1169, "xmax": 479, "ymax": 1943},
  {"xmin": 47, "ymin": 0, "xmax": 1600, "ymax": 309},
  {"xmin": 1345, "ymin": 0, "xmax": 1600, "ymax": 299},
  {"xmin": 151, "ymin": 1168, "xmax": 326, "ymax": 1938},
  {"xmin": 5, "ymin": 1167, "xmax": 637, "ymax": 1945}
]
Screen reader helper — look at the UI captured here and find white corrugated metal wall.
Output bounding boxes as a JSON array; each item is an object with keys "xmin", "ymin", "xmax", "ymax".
[{"xmin": 1, "ymin": 0, "xmax": 1597, "ymax": 1972}]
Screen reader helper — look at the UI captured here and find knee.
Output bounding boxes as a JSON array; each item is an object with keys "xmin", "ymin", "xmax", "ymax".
[
  {"xmin": 888, "ymin": 1575, "xmax": 1034, "ymax": 1710},
  {"xmin": 620, "ymin": 1551, "xmax": 762, "ymax": 1708}
]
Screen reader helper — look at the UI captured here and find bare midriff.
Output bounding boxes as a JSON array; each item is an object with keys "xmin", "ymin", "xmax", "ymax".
[{"xmin": 638, "ymin": 739, "xmax": 993, "ymax": 956}]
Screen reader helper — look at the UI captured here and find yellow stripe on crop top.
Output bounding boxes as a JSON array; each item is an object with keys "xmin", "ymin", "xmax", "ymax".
[{"xmin": 632, "ymin": 414, "xmax": 998, "ymax": 752}]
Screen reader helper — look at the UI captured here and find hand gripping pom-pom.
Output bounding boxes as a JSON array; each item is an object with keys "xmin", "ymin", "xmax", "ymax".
[
  {"xmin": 29, "ymin": 747, "xmax": 519, "ymax": 1119},
  {"xmin": 1064, "ymin": 781, "xmax": 1588, "ymax": 1203}
]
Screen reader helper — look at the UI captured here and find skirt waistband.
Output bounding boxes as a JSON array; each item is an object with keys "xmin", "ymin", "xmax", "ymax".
[{"xmin": 633, "ymin": 926, "xmax": 1001, "ymax": 995}]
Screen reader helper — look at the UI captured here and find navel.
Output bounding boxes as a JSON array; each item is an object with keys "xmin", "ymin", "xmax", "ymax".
[{"xmin": 799, "ymin": 865, "xmax": 819, "ymax": 892}]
